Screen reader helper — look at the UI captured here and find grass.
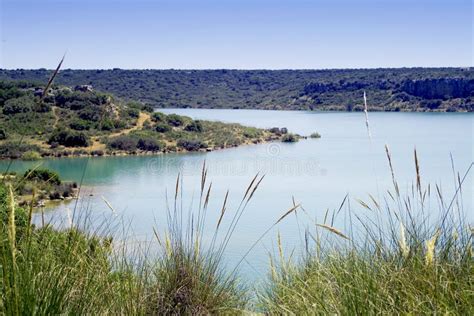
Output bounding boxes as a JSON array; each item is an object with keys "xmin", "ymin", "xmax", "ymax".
[
  {"xmin": 0, "ymin": 151, "xmax": 472, "ymax": 314},
  {"xmin": 0, "ymin": 164, "xmax": 265, "ymax": 314},
  {"xmin": 258, "ymin": 148, "xmax": 473, "ymax": 314}
]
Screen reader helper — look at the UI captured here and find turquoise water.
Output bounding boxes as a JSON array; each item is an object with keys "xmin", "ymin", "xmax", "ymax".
[{"xmin": 1, "ymin": 110, "xmax": 473, "ymax": 280}]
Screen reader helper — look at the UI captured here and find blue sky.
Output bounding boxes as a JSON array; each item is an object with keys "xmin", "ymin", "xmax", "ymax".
[{"xmin": 0, "ymin": 0, "xmax": 472, "ymax": 69}]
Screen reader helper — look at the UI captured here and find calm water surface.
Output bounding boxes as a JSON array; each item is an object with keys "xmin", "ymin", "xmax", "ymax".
[{"xmin": 1, "ymin": 110, "xmax": 473, "ymax": 281}]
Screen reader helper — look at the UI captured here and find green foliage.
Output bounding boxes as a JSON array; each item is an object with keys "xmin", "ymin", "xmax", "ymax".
[
  {"xmin": 177, "ymin": 139, "xmax": 207, "ymax": 151},
  {"xmin": 184, "ymin": 120, "xmax": 203, "ymax": 132},
  {"xmin": 2, "ymin": 68, "xmax": 472, "ymax": 111},
  {"xmin": 69, "ymin": 118, "xmax": 91, "ymax": 131},
  {"xmin": 243, "ymin": 127, "xmax": 261, "ymax": 138},
  {"xmin": 281, "ymin": 133, "xmax": 298, "ymax": 142},
  {"xmin": 137, "ymin": 137, "xmax": 164, "ymax": 152},
  {"xmin": 48, "ymin": 128, "xmax": 91, "ymax": 147},
  {"xmin": 0, "ymin": 143, "xmax": 42, "ymax": 159},
  {"xmin": 0, "ymin": 128, "xmax": 6, "ymax": 140},
  {"xmin": 108, "ymin": 135, "xmax": 138, "ymax": 151},
  {"xmin": 23, "ymin": 168, "xmax": 61, "ymax": 185},
  {"xmin": 2, "ymin": 96, "xmax": 36, "ymax": 115},
  {"xmin": 21, "ymin": 150, "xmax": 42, "ymax": 161},
  {"xmin": 0, "ymin": 81, "xmax": 275, "ymax": 158},
  {"xmin": 154, "ymin": 122, "xmax": 171, "ymax": 133},
  {"xmin": 151, "ymin": 112, "xmax": 166, "ymax": 122},
  {"xmin": 126, "ymin": 107, "xmax": 139, "ymax": 118},
  {"xmin": 166, "ymin": 114, "xmax": 186, "ymax": 126}
]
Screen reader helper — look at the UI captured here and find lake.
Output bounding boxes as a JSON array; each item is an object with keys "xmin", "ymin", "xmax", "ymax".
[{"xmin": 1, "ymin": 109, "xmax": 473, "ymax": 281}]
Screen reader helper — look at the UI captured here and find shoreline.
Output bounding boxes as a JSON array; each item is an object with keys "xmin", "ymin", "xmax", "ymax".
[{"xmin": 0, "ymin": 136, "xmax": 285, "ymax": 161}]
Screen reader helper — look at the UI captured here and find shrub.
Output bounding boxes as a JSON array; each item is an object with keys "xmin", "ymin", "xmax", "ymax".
[
  {"xmin": 243, "ymin": 127, "xmax": 260, "ymax": 138},
  {"xmin": 310, "ymin": 132, "xmax": 321, "ymax": 138},
  {"xmin": 0, "ymin": 142, "xmax": 42, "ymax": 159},
  {"xmin": 23, "ymin": 168, "xmax": 61, "ymax": 185},
  {"xmin": 151, "ymin": 112, "xmax": 166, "ymax": 122},
  {"xmin": 0, "ymin": 128, "xmax": 6, "ymax": 140},
  {"xmin": 166, "ymin": 114, "xmax": 185, "ymax": 127},
  {"xmin": 2, "ymin": 95, "xmax": 35, "ymax": 114},
  {"xmin": 281, "ymin": 134, "xmax": 299, "ymax": 142},
  {"xmin": 177, "ymin": 139, "xmax": 207, "ymax": 151},
  {"xmin": 127, "ymin": 108, "xmax": 140, "ymax": 118},
  {"xmin": 48, "ymin": 129, "xmax": 91, "ymax": 147},
  {"xmin": 69, "ymin": 119, "xmax": 91, "ymax": 131},
  {"xmin": 155, "ymin": 123, "xmax": 171, "ymax": 133},
  {"xmin": 21, "ymin": 150, "xmax": 42, "ymax": 161},
  {"xmin": 108, "ymin": 135, "xmax": 138, "ymax": 151},
  {"xmin": 137, "ymin": 138, "xmax": 163, "ymax": 152},
  {"xmin": 184, "ymin": 120, "xmax": 203, "ymax": 132},
  {"xmin": 100, "ymin": 119, "xmax": 115, "ymax": 131}
]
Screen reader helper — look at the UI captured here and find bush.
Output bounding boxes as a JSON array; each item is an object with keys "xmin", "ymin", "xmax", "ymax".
[
  {"xmin": 108, "ymin": 135, "xmax": 138, "ymax": 151},
  {"xmin": 23, "ymin": 168, "xmax": 61, "ymax": 185},
  {"xmin": 0, "ymin": 142, "xmax": 42, "ymax": 159},
  {"xmin": 177, "ymin": 139, "xmax": 207, "ymax": 151},
  {"xmin": 2, "ymin": 96, "xmax": 35, "ymax": 115},
  {"xmin": 69, "ymin": 119, "xmax": 91, "ymax": 131},
  {"xmin": 0, "ymin": 128, "xmax": 6, "ymax": 140},
  {"xmin": 151, "ymin": 112, "xmax": 166, "ymax": 122},
  {"xmin": 310, "ymin": 132, "xmax": 321, "ymax": 138},
  {"xmin": 48, "ymin": 129, "xmax": 91, "ymax": 147},
  {"xmin": 21, "ymin": 150, "xmax": 42, "ymax": 161},
  {"xmin": 155, "ymin": 123, "xmax": 171, "ymax": 133},
  {"xmin": 243, "ymin": 127, "xmax": 260, "ymax": 138},
  {"xmin": 166, "ymin": 114, "xmax": 185, "ymax": 127},
  {"xmin": 281, "ymin": 134, "xmax": 299, "ymax": 142},
  {"xmin": 184, "ymin": 120, "xmax": 203, "ymax": 132},
  {"xmin": 137, "ymin": 138, "xmax": 163, "ymax": 152},
  {"xmin": 127, "ymin": 108, "xmax": 140, "ymax": 118}
]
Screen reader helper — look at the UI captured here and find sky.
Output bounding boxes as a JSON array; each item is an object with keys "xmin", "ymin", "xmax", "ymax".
[{"xmin": 0, "ymin": 0, "xmax": 472, "ymax": 69}]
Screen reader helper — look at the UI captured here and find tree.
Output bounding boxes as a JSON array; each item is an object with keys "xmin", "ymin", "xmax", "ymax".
[
  {"xmin": 166, "ymin": 114, "xmax": 185, "ymax": 127},
  {"xmin": 2, "ymin": 96, "xmax": 35, "ymax": 115},
  {"xmin": 155, "ymin": 123, "xmax": 171, "ymax": 133},
  {"xmin": 184, "ymin": 120, "xmax": 203, "ymax": 132},
  {"xmin": 48, "ymin": 129, "xmax": 91, "ymax": 147}
]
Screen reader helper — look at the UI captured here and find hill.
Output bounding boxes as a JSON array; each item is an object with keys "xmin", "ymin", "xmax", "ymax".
[
  {"xmin": 0, "ymin": 68, "xmax": 473, "ymax": 112},
  {"xmin": 0, "ymin": 81, "xmax": 282, "ymax": 159}
]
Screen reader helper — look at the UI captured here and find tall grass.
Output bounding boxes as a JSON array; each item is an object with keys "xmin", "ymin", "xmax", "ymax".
[
  {"xmin": 258, "ymin": 148, "xmax": 473, "ymax": 314},
  {"xmin": 1, "ymin": 151, "xmax": 472, "ymax": 314},
  {"xmin": 141, "ymin": 165, "xmax": 265, "ymax": 314},
  {"xmin": 0, "ymin": 163, "xmax": 265, "ymax": 314}
]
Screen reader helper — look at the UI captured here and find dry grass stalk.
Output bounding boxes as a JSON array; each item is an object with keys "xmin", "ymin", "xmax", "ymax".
[
  {"xmin": 425, "ymin": 229, "xmax": 440, "ymax": 266},
  {"xmin": 363, "ymin": 91, "xmax": 372, "ymax": 140},
  {"xmin": 399, "ymin": 222, "xmax": 410, "ymax": 258},
  {"xmin": 316, "ymin": 224, "xmax": 350, "ymax": 240}
]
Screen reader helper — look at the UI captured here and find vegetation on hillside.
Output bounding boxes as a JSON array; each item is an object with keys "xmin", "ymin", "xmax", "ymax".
[
  {"xmin": 1, "ymin": 68, "xmax": 473, "ymax": 112},
  {"xmin": 0, "ymin": 81, "xmax": 283, "ymax": 159}
]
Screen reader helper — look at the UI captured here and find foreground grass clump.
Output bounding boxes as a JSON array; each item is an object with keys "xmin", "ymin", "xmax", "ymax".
[
  {"xmin": 0, "ymin": 165, "xmax": 260, "ymax": 314},
  {"xmin": 0, "ymin": 183, "xmax": 146, "ymax": 314},
  {"xmin": 142, "ymin": 168, "xmax": 263, "ymax": 314},
  {"xmin": 259, "ymin": 149, "xmax": 473, "ymax": 315}
]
